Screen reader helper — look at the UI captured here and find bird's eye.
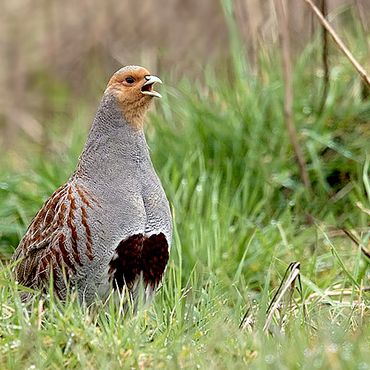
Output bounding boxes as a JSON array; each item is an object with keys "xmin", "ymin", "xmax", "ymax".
[{"xmin": 125, "ymin": 77, "xmax": 135, "ymax": 84}]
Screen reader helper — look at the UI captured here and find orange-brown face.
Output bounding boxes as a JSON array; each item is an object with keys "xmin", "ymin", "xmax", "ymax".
[{"xmin": 105, "ymin": 65, "xmax": 162, "ymax": 129}]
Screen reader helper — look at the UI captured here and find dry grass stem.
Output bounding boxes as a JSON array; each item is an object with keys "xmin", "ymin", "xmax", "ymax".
[
  {"xmin": 318, "ymin": 0, "xmax": 329, "ymax": 114},
  {"xmin": 239, "ymin": 306, "xmax": 254, "ymax": 332},
  {"xmin": 303, "ymin": 0, "xmax": 370, "ymax": 87},
  {"xmin": 342, "ymin": 228, "xmax": 370, "ymax": 259},
  {"xmin": 306, "ymin": 287, "xmax": 370, "ymax": 303},
  {"xmin": 263, "ymin": 262, "xmax": 301, "ymax": 333}
]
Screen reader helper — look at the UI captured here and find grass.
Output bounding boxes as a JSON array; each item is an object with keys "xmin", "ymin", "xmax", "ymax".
[{"xmin": 0, "ymin": 18, "xmax": 369, "ymax": 369}]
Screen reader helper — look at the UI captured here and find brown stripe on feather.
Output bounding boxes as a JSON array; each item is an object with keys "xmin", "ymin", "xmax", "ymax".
[
  {"xmin": 79, "ymin": 185, "xmax": 100, "ymax": 207},
  {"xmin": 49, "ymin": 253, "xmax": 59, "ymax": 293},
  {"xmin": 76, "ymin": 186, "xmax": 92, "ymax": 208},
  {"xmin": 43, "ymin": 207, "xmax": 54, "ymax": 226},
  {"xmin": 37, "ymin": 253, "xmax": 52, "ymax": 282},
  {"xmin": 57, "ymin": 233, "xmax": 76, "ymax": 274},
  {"xmin": 27, "ymin": 259, "xmax": 41, "ymax": 286},
  {"xmin": 69, "ymin": 230, "xmax": 82, "ymax": 265},
  {"xmin": 67, "ymin": 220, "xmax": 81, "ymax": 266},
  {"xmin": 32, "ymin": 206, "xmax": 48, "ymax": 231},
  {"xmin": 69, "ymin": 229, "xmax": 82, "ymax": 266},
  {"xmin": 20, "ymin": 184, "xmax": 68, "ymax": 253},
  {"xmin": 30, "ymin": 228, "xmax": 42, "ymax": 246},
  {"xmin": 53, "ymin": 247, "xmax": 62, "ymax": 272},
  {"xmin": 24, "ymin": 206, "xmax": 49, "ymax": 250},
  {"xmin": 66, "ymin": 187, "xmax": 82, "ymax": 266},
  {"xmin": 81, "ymin": 206, "xmax": 94, "ymax": 260},
  {"xmin": 68, "ymin": 187, "xmax": 76, "ymax": 211},
  {"xmin": 43, "ymin": 184, "xmax": 68, "ymax": 226},
  {"xmin": 57, "ymin": 202, "xmax": 67, "ymax": 227}
]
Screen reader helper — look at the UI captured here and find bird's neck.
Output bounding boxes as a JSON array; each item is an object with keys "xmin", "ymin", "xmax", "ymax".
[{"xmin": 75, "ymin": 93, "xmax": 151, "ymax": 180}]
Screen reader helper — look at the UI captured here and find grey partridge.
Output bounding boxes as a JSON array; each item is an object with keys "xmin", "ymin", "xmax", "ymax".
[{"xmin": 13, "ymin": 66, "xmax": 172, "ymax": 305}]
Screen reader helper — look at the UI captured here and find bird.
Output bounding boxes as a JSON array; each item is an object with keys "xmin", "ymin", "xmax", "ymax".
[{"xmin": 12, "ymin": 65, "xmax": 172, "ymax": 306}]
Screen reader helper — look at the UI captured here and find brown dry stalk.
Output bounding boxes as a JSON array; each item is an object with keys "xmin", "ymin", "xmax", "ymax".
[
  {"xmin": 263, "ymin": 262, "xmax": 302, "ymax": 333},
  {"xmin": 303, "ymin": 0, "xmax": 370, "ymax": 87},
  {"xmin": 318, "ymin": 0, "xmax": 329, "ymax": 114},
  {"xmin": 341, "ymin": 228, "xmax": 370, "ymax": 259},
  {"xmin": 275, "ymin": 0, "xmax": 312, "ymax": 191}
]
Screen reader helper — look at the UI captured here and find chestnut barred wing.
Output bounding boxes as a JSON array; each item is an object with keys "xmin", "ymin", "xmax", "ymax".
[{"xmin": 13, "ymin": 181, "xmax": 98, "ymax": 290}]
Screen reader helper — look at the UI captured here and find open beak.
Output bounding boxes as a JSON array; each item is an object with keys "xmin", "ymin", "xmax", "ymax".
[{"xmin": 141, "ymin": 75, "xmax": 162, "ymax": 98}]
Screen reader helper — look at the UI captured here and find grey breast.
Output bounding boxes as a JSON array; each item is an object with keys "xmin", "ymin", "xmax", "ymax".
[{"xmin": 75, "ymin": 94, "xmax": 172, "ymax": 300}]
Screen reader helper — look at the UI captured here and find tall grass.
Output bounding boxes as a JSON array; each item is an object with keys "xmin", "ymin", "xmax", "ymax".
[{"xmin": 0, "ymin": 9, "xmax": 369, "ymax": 369}]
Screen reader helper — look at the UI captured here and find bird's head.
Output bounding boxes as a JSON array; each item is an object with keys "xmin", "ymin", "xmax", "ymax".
[{"xmin": 105, "ymin": 65, "xmax": 162, "ymax": 129}]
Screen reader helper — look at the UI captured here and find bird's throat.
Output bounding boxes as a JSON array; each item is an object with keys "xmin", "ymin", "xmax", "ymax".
[
  {"xmin": 108, "ymin": 89, "xmax": 152, "ymax": 130},
  {"xmin": 119, "ymin": 98, "xmax": 151, "ymax": 130}
]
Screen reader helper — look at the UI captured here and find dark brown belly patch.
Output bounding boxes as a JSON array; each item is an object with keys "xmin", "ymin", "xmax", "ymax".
[{"xmin": 109, "ymin": 233, "xmax": 169, "ymax": 290}]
